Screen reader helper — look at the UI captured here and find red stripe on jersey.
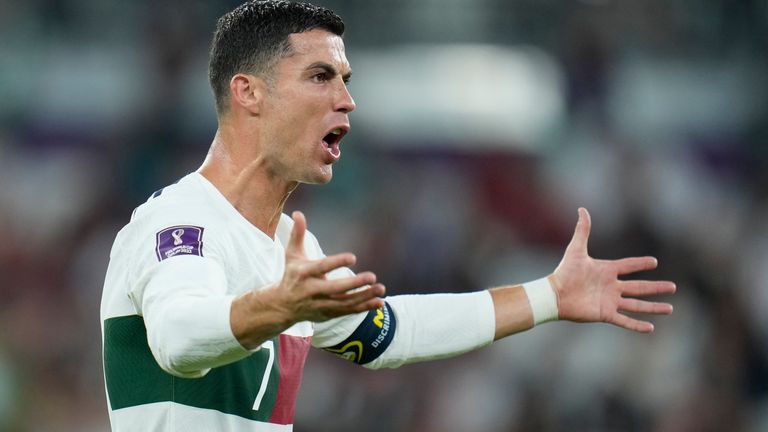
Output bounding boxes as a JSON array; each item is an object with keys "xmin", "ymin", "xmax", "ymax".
[{"xmin": 269, "ymin": 334, "xmax": 311, "ymax": 425}]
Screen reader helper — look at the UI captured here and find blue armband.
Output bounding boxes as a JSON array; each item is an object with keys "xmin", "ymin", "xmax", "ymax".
[{"xmin": 323, "ymin": 302, "xmax": 396, "ymax": 365}]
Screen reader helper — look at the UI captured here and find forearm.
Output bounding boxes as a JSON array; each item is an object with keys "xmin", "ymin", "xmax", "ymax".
[
  {"xmin": 147, "ymin": 278, "xmax": 305, "ymax": 376},
  {"xmin": 230, "ymin": 284, "xmax": 295, "ymax": 349},
  {"xmin": 316, "ymin": 278, "xmax": 561, "ymax": 369},
  {"xmin": 141, "ymin": 257, "xmax": 252, "ymax": 378},
  {"xmin": 146, "ymin": 294, "xmax": 251, "ymax": 377},
  {"xmin": 489, "ymin": 276, "xmax": 559, "ymax": 340},
  {"xmin": 316, "ymin": 291, "xmax": 497, "ymax": 369},
  {"xmin": 488, "ymin": 285, "xmax": 534, "ymax": 339},
  {"xmin": 368, "ymin": 278, "xmax": 558, "ymax": 366}
]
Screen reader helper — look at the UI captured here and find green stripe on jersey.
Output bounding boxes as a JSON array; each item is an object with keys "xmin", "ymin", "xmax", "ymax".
[{"xmin": 103, "ymin": 315, "xmax": 280, "ymax": 422}]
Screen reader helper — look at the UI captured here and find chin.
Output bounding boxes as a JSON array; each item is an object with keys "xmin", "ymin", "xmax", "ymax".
[
  {"xmin": 316, "ymin": 173, "xmax": 333, "ymax": 184},
  {"xmin": 303, "ymin": 167, "xmax": 333, "ymax": 185}
]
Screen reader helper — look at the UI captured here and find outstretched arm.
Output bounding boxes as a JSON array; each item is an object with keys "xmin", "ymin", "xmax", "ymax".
[
  {"xmin": 491, "ymin": 207, "xmax": 675, "ymax": 340},
  {"xmin": 314, "ymin": 207, "xmax": 676, "ymax": 370}
]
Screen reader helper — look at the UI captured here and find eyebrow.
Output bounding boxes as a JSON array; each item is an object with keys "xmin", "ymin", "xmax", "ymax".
[{"xmin": 307, "ymin": 62, "xmax": 353, "ymax": 82}]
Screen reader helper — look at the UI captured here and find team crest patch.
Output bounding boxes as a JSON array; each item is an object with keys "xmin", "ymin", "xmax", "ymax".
[{"xmin": 155, "ymin": 225, "xmax": 204, "ymax": 261}]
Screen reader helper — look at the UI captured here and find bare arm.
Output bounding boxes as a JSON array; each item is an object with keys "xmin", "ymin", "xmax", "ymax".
[
  {"xmin": 230, "ymin": 211, "xmax": 386, "ymax": 349},
  {"xmin": 491, "ymin": 208, "xmax": 676, "ymax": 340}
]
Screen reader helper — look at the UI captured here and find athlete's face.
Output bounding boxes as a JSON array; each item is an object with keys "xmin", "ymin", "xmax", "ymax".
[{"xmin": 258, "ymin": 29, "xmax": 355, "ymax": 184}]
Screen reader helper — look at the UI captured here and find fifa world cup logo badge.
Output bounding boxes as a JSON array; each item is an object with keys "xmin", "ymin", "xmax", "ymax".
[
  {"xmin": 155, "ymin": 225, "xmax": 203, "ymax": 261},
  {"xmin": 172, "ymin": 229, "xmax": 185, "ymax": 246}
]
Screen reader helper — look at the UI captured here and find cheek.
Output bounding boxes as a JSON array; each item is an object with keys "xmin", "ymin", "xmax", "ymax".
[
  {"xmin": 264, "ymin": 108, "xmax": 303, "ymax": 147},
  {"xmin": 285, "ymin": 111, "xmax": 324, "ymax": 150},
  {"xmin": 263, "ymin": 116, "xmax": 313, "ymax": 163},
  {"xmin": 264, "ymin": 90, "xmax": 326, "ymax": 152}
]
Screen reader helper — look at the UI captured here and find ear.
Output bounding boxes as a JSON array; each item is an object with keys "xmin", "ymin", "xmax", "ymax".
[{"xmin": 228, "ymin": 73, "xmax": 267, "ymax": 115}]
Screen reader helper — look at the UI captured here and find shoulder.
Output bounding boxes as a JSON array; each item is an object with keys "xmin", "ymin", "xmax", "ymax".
[
  {"xmin": 132, "ymin": 174, "xmax": 218, "ymax": 226},
  {"xmin": 120, "ymin": 173, "xmax": 231, "ymax": 262},
  {"xmin": 129, "ymin": 173, "xmax": 236, "ymax": 241}
]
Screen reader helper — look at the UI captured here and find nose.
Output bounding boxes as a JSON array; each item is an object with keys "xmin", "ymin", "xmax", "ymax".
[{"xmin": 335, "ymin": 81, "xmax": 356, "ymax": 113}]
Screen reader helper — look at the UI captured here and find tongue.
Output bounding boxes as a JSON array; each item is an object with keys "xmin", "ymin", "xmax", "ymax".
[{"xmin": 328, "ymin": 142, "xmax": 340, "ymax": 157}]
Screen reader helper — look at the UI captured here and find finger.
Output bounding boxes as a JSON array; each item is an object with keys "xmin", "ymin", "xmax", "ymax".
[
  {"xmin": 314, "ymin": 284, "xmax": 386, "ymax": 314},
  {"xmin": 304, "ymin": 253, "xmax": 357, "ymax": 276},
  {"xmin": 621, "ymin": 280, "xmax": 676, "ymax": 297},
  {"xmin": 287, "ymin": 211, "xmax": 307, "ymax": 257},
  {"xmin": 565, "ymin": 207, "xmax": 591, "ymax": 255},
  {"xmin": 327, "ymin": 295, "xmax": 386, "ymax": 316},
  {"xmin": 316, "ymin": 271, "xmax": 377, "ymax": 295},
  {"xmin": 615, "ymin": 256, "xmax": 658, "ymax": 276},
  {"xmin": 348, "ymin": 295, "xmax": 386, "ymax": 313},
  {"xmin": 618, "ymin": 298, "xmax": 673, "ymax": 315},
  {"xmin": 609, "ymin": 313, "xmax": 655, "ymax": 333},
  {"xmin": 329, "ymin": 282, "xmax": 386, "ymax": 303}
]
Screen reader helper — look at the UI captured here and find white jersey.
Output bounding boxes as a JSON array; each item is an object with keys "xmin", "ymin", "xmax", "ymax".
[
  {"xmin": 101, "ymin": 172, "xmax": 496, "ymax": 431},
  {"xmin": 101, "ymin": 172, "xmax": 349, "ymax": 431}
]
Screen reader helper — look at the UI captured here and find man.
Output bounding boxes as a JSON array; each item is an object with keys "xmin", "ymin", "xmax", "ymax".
[{"xmin": 100, "ymin": 1, "xmax": 675, "ymax": 430}]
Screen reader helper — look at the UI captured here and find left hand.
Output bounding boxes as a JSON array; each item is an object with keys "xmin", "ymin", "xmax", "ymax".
[{"xmin": 550, "ymin": 208, "xmax": 676, "ymax": 333}]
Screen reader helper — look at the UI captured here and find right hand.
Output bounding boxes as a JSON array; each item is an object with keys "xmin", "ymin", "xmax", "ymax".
[
  {"xmin": 232, "ymin": 211, "xmax": 385, "ymax": 349},
  {"xmin": 268, "ymin": 211, "xmax": 386, "ymax": 323}
]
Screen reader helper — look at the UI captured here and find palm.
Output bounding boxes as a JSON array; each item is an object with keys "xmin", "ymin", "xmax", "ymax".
[
  {"xmin": 550, "ymin": 208, "xmax": 675, "ymax": 333},
  {"xmin": 274, "ymin": 211, "xmax": 385, "ymax": 323}
]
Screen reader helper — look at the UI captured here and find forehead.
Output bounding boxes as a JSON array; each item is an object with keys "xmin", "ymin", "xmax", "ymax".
[{"xmin": 282, "ymin": 29, "xmax": 350, "ymax": 72}]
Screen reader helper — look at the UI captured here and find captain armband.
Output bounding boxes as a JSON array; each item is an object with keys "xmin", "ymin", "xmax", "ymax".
[{"xmin": 323, "ymin": 302, "xmax": 396, "ymax": 365}]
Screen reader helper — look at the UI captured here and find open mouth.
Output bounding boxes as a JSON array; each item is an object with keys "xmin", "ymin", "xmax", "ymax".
[{"xmin": 322, "ymin": 127, "xmax": 348, "ymax": 159}]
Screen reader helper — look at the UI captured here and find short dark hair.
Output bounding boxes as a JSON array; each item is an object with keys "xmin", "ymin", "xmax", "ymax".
[{"xmin": 208, "ymin": 0, "xmax": 345, "ymax": 114}]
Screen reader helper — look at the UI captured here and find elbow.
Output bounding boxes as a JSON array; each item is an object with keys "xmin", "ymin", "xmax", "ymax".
[
  {"xmin": 362, "ymin": 355, "xmax": 406, "ymax": 370},
  {"xmin": 142, "ymin": 294, "xmax": 250, "ymax": 378},
  {"xmin": 146, "ymin": 310, "xmax": 211, "ymax": 379},
  {"xmin": 151, "ymin": 341, "xmax": 211, "ymax": 379}
]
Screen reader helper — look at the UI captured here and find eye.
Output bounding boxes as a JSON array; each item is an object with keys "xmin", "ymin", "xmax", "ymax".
[{"xmin": 311, "ymin": 72, "xmax": 328, "ymax": 83}]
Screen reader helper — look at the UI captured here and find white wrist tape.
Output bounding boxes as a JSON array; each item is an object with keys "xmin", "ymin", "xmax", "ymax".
[{"xmin": 523, "ymin": 277, "xmax": 559, "ymax": 325}]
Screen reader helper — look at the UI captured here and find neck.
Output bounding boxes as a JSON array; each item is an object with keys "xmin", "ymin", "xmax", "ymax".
[{"xmin": 198, "ymin": 126, "xmax": 297, "ymax": 239}]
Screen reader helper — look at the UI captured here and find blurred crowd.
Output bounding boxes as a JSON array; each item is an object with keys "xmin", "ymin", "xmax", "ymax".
[{"xmin": 0, "ymin": 0, "xmax": 766, "ymax": 431}]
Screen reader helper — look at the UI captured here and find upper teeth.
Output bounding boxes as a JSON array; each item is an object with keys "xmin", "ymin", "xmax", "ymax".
[{"xmin": 331, "ymin": 128, "xmax": 342, "ymax": 135}]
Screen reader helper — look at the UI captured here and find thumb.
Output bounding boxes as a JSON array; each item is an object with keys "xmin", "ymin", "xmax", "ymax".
[
  {"xmin": 565, "ymin": 207, "xmax": 591, "ymax": 255},
  {"xmin": 287, "ymin": 211, "xmax": 307, "ymax": 257}
]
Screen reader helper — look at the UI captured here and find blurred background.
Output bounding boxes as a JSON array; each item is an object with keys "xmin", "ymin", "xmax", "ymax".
[{"xmin": 1, "ymin": 0, "xmax": 767, "ymax": 430}]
